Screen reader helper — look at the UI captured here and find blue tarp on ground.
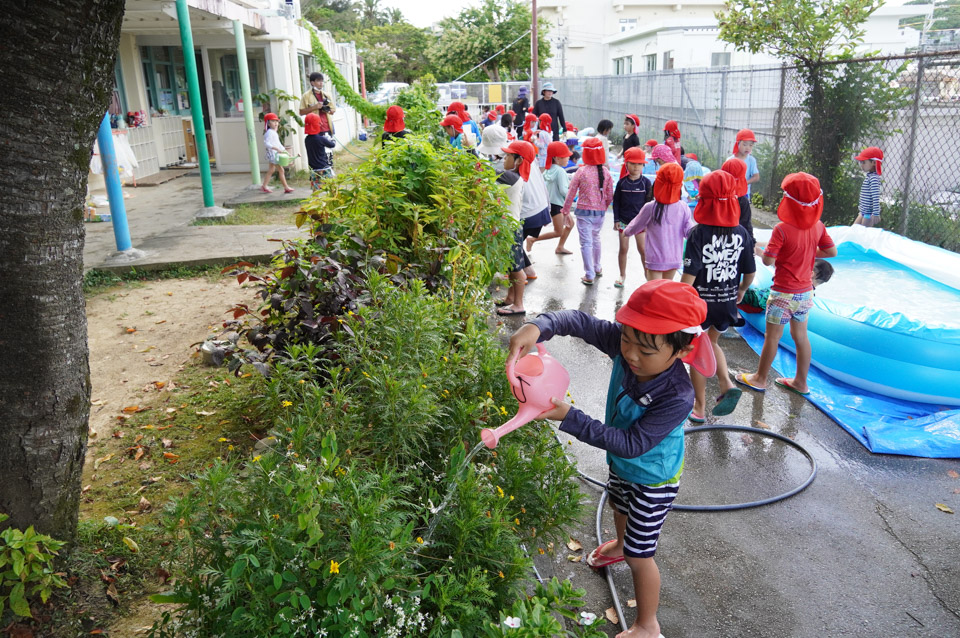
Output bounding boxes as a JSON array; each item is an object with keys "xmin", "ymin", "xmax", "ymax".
[{"xmin": 736, "ymin": 322, "xmax": 960, "ymax": 459}]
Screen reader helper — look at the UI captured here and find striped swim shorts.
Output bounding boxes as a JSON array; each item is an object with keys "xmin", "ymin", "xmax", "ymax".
[
  {"xmin": 765, "ymin": 289, "xmax": 814, "ymax": 325},
  {"xmin": 606, "ymin": 471, "xmax": 679, "ymax": 559}
]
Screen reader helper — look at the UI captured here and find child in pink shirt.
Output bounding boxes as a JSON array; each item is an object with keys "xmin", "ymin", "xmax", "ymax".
[{"xmin": 561, "ymin": 137, "xmax": 614, "ymax": 284}]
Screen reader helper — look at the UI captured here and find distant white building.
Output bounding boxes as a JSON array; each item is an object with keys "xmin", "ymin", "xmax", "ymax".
[{"xmin": 538, "ymin": 0, "xmax": 933, "ymax": 76}]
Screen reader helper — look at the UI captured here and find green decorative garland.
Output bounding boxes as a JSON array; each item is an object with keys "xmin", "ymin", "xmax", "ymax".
[{"xmin": 304, "ymin": 23, "xmax": 387, "ymax": 124}]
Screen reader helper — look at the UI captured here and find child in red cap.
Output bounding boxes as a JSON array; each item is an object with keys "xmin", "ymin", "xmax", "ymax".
[
  {"xmin": 508, "ymin": 279, "xmax": 715, "ymax": 638},
  {"xmin": 663, "ymin": 120, "xmax": 682, "ymax": 164},
  {"xmin": 739, "ymin": 173, "xmax": 838, "ymax": 395},
  {"xmin": 526, "ymin": 141, "xmax": 575, "ymax": 255},
  {"xmin": 260, "ymin": 113, "xmax": 295, "ymax": 194},
  {"xmin": 535, "ymin": 113, "xmax": 553, "ymax": 169},
  {"xmin": 617, "ymin": 114, "xmax": 642, "ymax": 178},
  {"xmin": 613, "ymin": 147, "xmax": 655, "ymax": 287},
  {"xmin": 561, "ymin": 138, "xmax": 614, "ymax": 285},
  {"xmin": 681, "ymin": 170, "xmax": 757, "ymax": 421},
  {"xmin": 854, "ymin": 146, "xmax": 883, "ymax": 227},
  {"xmin": 729, "ymin": 129, "xmax": 759, "ymax": 199},
  {"xmin": 623, "ymin": 163, "xmax": 692, "ymax": 283}
]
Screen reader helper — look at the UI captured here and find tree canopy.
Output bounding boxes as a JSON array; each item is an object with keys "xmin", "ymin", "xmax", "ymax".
[
  {"xmin": 430, "ymin": 0, "xmax": 551, "ymax": 82},
  {"xmin": 716, "ymin": 0, "xmax": 884, "ymax": 68},
  {"xmin": 902, "ymin": 0, "xmax": 960, "ymax": 32}
]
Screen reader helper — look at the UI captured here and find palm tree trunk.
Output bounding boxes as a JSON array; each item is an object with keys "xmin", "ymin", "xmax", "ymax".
[{"xmin": 0, "ymin": 0, "xmax": 124, "ymax": 540}]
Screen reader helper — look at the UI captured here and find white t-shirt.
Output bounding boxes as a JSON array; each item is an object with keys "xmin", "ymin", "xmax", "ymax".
[{"xmin": 521, "ymin": 164, "xmax": 550, "ymax": 219}]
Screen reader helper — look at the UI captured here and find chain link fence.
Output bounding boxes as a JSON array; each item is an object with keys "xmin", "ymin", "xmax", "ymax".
[{"xmin": 540, "ymin": 49, "xmax": 960, "ymax": 253}]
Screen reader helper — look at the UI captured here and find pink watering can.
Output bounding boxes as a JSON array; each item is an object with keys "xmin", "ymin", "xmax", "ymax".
[{"xmin": 480, "ymin": 343, "xmax": 570, "ymax": 449}]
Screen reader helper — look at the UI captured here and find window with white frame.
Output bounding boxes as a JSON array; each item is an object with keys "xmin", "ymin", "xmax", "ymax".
[
  {"xmin": 711, "ymin": 52, "xmax": 732, "ymax": 67},
  {"xmin": 644, "ymin": 54, "xmax": 657, "ymax": 72},
  {"xmin": 613, "ymin": 56, "xmax": 633, "ymax": 75},
  {"xmin": 662, "ymin": 50, "xmax": 674, "ymax": 70}
]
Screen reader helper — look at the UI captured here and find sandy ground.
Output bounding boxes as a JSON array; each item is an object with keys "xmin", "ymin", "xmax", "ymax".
[{"xmin": 85, "ymin": 277, "xmax": 256, "ymax": 439}]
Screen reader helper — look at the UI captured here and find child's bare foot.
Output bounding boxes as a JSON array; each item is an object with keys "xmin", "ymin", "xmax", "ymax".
[
  {"xmin": 615, "ymin": 623, "xmax": 662, "ymax": 638},
  {"xmin": 735, "ymin": 372, "xmax": 766, "ymax": 392},
  {"xmin": 525, "ymin": 236, "xmax": 535, "ymax": 252},
  {"xmin": 555, "ymin": 247, "xmax": 572, "ymax": 254}
]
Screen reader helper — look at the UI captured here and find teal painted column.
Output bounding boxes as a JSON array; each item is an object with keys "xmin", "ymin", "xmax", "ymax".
[
  {"xmin": 233, "ymin": 20, "xmax": 260, "ymax": 185},
  {"xmin": 175, "ymin": 0, "xmax": 214, "ymax": 207}
]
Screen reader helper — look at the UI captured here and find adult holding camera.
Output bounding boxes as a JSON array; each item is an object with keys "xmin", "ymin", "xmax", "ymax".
[{"xmin": 299, "ymin": 72, "xmax": 336, "ymax": 133}]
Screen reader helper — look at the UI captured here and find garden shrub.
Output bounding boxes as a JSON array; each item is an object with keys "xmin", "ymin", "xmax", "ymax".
[
  {"xmin": 149, "ymin": 275, "xmax": 585, "ymax": 637},
  {"xmin": 393, "ymin": 78, "xmax": 444, "ymax": 139},
  {"xmin": 0, "ymin": 514, "xmax": 68, "ymax": 619}
]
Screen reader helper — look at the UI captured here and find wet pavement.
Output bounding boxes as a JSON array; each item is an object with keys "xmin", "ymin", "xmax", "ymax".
[{"xmin": 494, "ymin": 214, "xmax": 960, "ymax": 637}]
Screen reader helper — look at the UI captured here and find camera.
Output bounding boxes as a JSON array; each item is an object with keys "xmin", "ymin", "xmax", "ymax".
[{"xmin": 320, "ymin": 99, "xmax": 331, "ymax": 113}]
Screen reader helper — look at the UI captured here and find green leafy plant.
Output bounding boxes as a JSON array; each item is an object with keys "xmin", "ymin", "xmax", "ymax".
[
  {"xmin": 394, "ymin": 79, "xmax": 445, "ymax": 138},
  {"xmin": 149, "ymin": 274, "xmax": 584, "ymax": 637},
  {"xmin": 0, "ymin": 513, "xmax": 69, "ymax": 618},
  {"xmin": 253, "ymin": 88, "xmax": 305, "ymax": 144},
  {"xmin": 480, "ymin": 578, "xmax": 607, "ymax": 637}
]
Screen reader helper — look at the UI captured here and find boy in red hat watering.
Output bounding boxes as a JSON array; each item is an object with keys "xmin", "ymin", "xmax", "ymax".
[
  {"xmin": 853, "ymin": 146, "xmax": 884, "ymax": 227},
  {"xmin": 508, "ymin": 279, "xmax": 716, "ymax": 638},
  {"xmin": 737, "ymin": 173, "xmax": 838, "ymax": 396}
]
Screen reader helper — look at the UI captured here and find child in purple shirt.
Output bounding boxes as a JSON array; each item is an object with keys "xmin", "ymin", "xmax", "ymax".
[{"xmin": 623, "ymin": 163, "xmax": 694, "ymax": 281}]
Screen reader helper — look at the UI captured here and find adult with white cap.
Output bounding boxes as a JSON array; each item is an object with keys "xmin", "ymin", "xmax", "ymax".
[{"xmin": 533, "ymin": 82, "xmax": 566, "ymax": 142}]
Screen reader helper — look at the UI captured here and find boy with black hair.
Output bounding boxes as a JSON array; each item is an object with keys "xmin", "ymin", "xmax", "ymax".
[{"xmin": 509, "ymin": 279, "xmax": 715, "ymax": 638}]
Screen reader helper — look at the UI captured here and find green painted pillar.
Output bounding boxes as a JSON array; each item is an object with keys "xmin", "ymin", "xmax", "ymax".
[
  {"xmin": 233, "ymin": 20, "xmax": 260, "ymax": 185},
  {"xmin": 175, "ymin": 0, "xmax": 214, "ymax": 207}
]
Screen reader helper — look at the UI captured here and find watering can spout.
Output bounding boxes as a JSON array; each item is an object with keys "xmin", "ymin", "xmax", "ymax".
[{"xmin": 480, "ymin": 404, "xmax": 547, "ymax": 449}]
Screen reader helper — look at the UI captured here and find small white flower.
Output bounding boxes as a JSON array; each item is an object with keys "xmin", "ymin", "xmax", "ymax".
[
  {"xmin": 503, "ymin": 616, "xmax": 521, "ymax": 629},
  {"xmin": 580, "ymin": 611, "xmax": 597, "ymax": 626},
  {"xmin": 295, "ymin": 463, "xmax": 307, "ymax": 472}
]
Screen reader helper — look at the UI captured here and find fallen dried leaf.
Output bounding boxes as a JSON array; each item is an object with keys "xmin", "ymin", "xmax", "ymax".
[
  {"xmin": 122, "ymin": 537, "xmax": 140, "ymax": 553},
  {"xmin": 137, "ymin": 497, "xmax": 152, "ymax": 513},
  {"xmin": 754, "ymin": 420, "xmax": 771, "ymax": 430},
  {"xmin": 82, "ymin": 485, "xmax": 91, "ymax": 493},
  {"xmin": 948, "ymin": 470, "xmax": 959, "ymax": 479},
  {"xmin": 566, "ymin": 554, "xmax": 582, "ymax": 563},
  {"xmin": 106, "ymin": 581, "xmax": 120, "ymax": 604},
  {"xmin": 566, "ymin": 537, "xmax": 583, "ymax": 552},
  {"xmin": 112, "ymin": 430, "xmax": 125, "ymax": 439},
  {"xmin": 155, "ymin": 319, "xmax": 166, "ymax": 324},
  {"xmin": 94, "ymin": 453, "xmax": 114, "ymax": 470},
  {"xmin": 161, "ymin": 438, "xmax": 173, "ymax": 449},
  {"xmin": 91, "ymin": 399, "xmax": 105, "ymax": 406},
  {"xmin": 157, "ymin": 567, "xmax": 171, "ymax": 584},
  {"xmin": 935, "ymin": 503, "xmax": 954, "ymax": 514},
  {"xmin": 154, "ymin": 381, "xmax": 166, "ymax": 389},
  {"xmin": 626, "ymin": 598, "xmax": 637, "ymax": 608},
  {"xmin": 195, "ymin": 410, "xmax": 216, "ymax": 416},
  {"xmin": 605, "ymin": 607, "xmax": 619, "ymax": 624},
  {"xmin": 162, "ymin": 452, "xmax": 180, "ymax": 464},
  {"xmin": 125, "ymin": 327, "xmax": 137, "ymax": 334},
  {"xmin": 122, "ymin": 405, "xmax": 142, "ymax": 414},
  {"xmin": 165, "ymin": 407, "xmax": 177, "ymax": 414},
  {"xmin": 740, "ymin": 434, "xmax": 754, "ymax": 445}
]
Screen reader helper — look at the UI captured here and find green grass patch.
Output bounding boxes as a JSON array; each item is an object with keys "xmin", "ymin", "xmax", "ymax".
[
  {"xmin": 83, "ymin": 264, "xmax": 226, "ymax": 297},
  {"xmin": 191, "ymin": 201, "xmax": 302, "ymax": 227}
]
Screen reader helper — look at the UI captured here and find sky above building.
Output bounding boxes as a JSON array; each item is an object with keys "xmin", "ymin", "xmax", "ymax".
[{"xmin": 384, "ymin": 0, "xmax": 476, "ymax": 28}]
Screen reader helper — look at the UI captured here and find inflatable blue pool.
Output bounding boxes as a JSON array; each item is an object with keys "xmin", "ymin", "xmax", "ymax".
[{"xmin": 742, "ymin": 226, "xmax": 960, "ymax": 406}]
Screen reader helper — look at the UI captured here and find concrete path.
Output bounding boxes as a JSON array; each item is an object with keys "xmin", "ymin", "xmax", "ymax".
[
  {"xmin": 502, "ymin": 215, "xmax": 960, "ymax": 637},
  {"xmin": 83, "ymin": 172, "xmax": 308, "ymax": 272}
]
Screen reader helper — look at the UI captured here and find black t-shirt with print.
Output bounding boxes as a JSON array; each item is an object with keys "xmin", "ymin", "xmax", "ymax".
[{"xmin": 683, "ymin": 224, "xmax": 757, "ymax": 331}]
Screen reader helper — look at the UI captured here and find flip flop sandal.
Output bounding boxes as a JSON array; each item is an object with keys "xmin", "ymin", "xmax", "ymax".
[
  {"xmin": 494, "ymin": 299, "xmax": 513, "ymax": 307},
  {"xmin": 734, "ymin": 372, "xmax": 766, "ymax": 393},
  {"xmin": 614, "ymin": 278, "xmax": 624, "ymax": 288},
  {"xmin": 712, "ymin": 388, "xmax": 743, "ymax": 416},
  {"xmin": 586, "ymin": 539, "xmax": 624, "ymax": 569},
  {"xmin": 525, "ymin": 274, "xmax": 538, "ymax": 281},
  {"xmin": 688, "ymin": 412, "xmax": 706, "ymax": 424},
  {"xmin": 581, "ymin": 277, "xmax": 594, "ymax": 286},
  {"xmin": 496, "ymin": 307, "xmax": 526, "ymax": 317},
  {"xmin": 775, "ymin": 377, "xmax": 810, "ymax": 396},
  {"xmin": 595, "ymin": 270, "xmax": 603, "ymax": 277}
]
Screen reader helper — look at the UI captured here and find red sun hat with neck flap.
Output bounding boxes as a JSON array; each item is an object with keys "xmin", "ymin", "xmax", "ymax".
[
  {"xmin": 447, "ymin": 101, "xmax": 470, "ymax": 121},
  {"xmin": 653, "ymin": 162, "xmax": 684, "ymax": 204},
  {"xmin": 304, "ymin": 113, "xmax": 322, "ymax": 135},
  {"xmin": 778, "ymin": 172, "xmax": 824, "ymax": 230},
  {"xmin": 615, "ymin": 279, "xmax": 715, "ymax": 376},
  {"xmin": 732, "ymin": 129, "xmax": 757, "ymax": 155},
  {"xmin": 645, "ymin": 139, "xmax": 658, "ymax": 148},
  {"xmin": 501, "ymin": 140, "xmax": 536, "ymax": 182},
  {"xmin": 495, "ymin": 104, "xmax": 505, "ymax": 114},
  {"xmin": 623, "ymin": 147, "xmax": 646, "ymax": 165},
  {"xmin": 440, "ymin": 114, "xmax": 463, "ymax": 135},
  {"xmin": 664, "ymin": 120, "xmax": 681, "ymax": 140},
  {"xmin": 383, "ymin": 105, "xmax": 405, "ymax": 133},
  {"xmin": 721, "ymin": 157, "xmax": 748, "ymax": 197},
  {"xmin": 694, "ymin": 170, "xmax": 740, "ymax": 227},
  {"xmin": 546, "ymin": 140, "xmax": 572, "ymax": 168},
  {"xmin": 625, "ymin": 114, "xmax": 640, "ymax": 128},
  {"xmin": 538, "ymin": 113, "xmax": 552, "ymax": 128},
  {"xmin": 854, "ymin": 146, "xmax": 884, "ymax": 175},
  {"xmin": 581, "ymin": 137, "xmax": 606, "ymax": 166}
]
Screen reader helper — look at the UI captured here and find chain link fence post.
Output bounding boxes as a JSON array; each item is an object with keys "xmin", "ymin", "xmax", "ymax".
[
  {"xmin": 716, "ymin": 69, "xmax": 728, "ymax": 165},
  {"xmin": 768, "ymin": 63, "xmax": 787, "ymax": 205},
  {"xmin": 900, "ymin": 54, "xmax": 926, "ymax": 236}
]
